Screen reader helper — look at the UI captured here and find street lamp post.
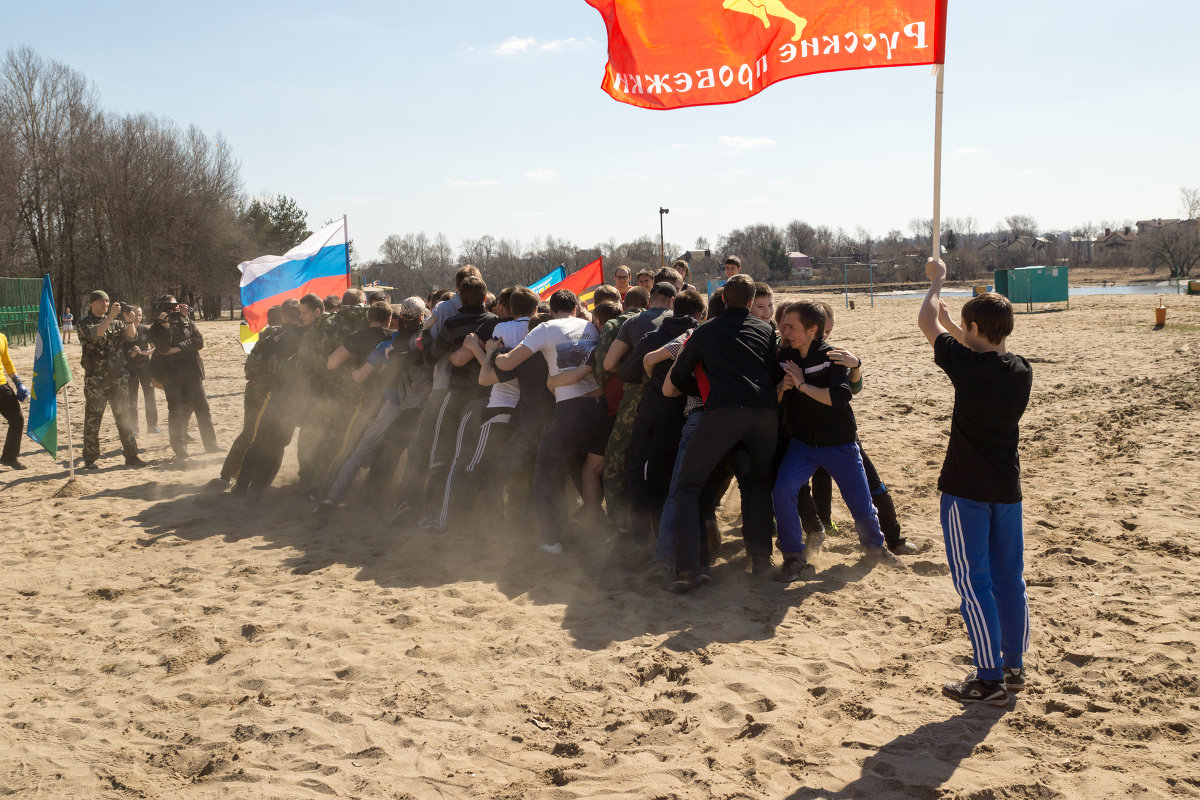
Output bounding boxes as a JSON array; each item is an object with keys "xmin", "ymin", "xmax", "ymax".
[{"xmin": 659, "ymin": 207, "xmax": 669, "ymax": 267}]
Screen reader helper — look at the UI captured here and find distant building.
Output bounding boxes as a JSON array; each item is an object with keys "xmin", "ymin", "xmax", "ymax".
[
  {"xmin": 787, "ymin": 251, "xmax": 814, "ymax": 278},
  {"xmin": 1095, "ymin": 227, "xmax": 1137, "ymax": 251},
  {"xmin": 1135, "ymin": 218, "xmax": 1181, "ymax": 235}
]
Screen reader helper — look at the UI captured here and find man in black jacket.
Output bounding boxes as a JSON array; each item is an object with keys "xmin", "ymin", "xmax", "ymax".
[
  {"xmin": 149, "ymin": 294, "xmax": 218, "ymax": 464},
  {"xmin": 621, "ymin": 289, "xmax": 706, "ymax": 551},
  {"xmin": 772, "ymin": 301, "xmax": 905, "ymax": 581},
  {"xmin": 664, "ymin": 275, "xmax": 778, "ymax": 593}
]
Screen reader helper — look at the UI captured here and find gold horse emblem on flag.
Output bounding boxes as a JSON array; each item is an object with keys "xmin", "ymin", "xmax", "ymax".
[{"xmin": 723, "ymin": 0, "xmax": 808, "ymax": 41}]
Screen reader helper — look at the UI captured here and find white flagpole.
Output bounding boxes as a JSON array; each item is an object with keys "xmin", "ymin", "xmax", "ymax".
[
  {"xmin": 931, "ymin": 64, "xmax": 945, "ymax": 261},
  {"xmin": 61, "ymin": 384, "xmax": 76, "ymax": 481}
]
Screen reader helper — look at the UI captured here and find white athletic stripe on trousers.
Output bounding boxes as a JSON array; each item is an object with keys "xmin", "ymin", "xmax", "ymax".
[
  {"xmin": 436, "ymin": 408, "xmax": 476, "ymax": 529},
  {"xmin": 945, "ymin": 501, "xmax": 993, "ymax": 671},
  {"xmin": 427, "ymin": 391, "xmax": 453, "ymax": 470},
  {"xmin": 465, "ymin": 416, "xmax": 502, "ymax": 474},
  {"xmin": 947, "ymin": 500, "xmax": 996, "ymax": 669},
  {"xmin": 1021, "ymin": 558, "xmax": 1031, "ymax": 654}
]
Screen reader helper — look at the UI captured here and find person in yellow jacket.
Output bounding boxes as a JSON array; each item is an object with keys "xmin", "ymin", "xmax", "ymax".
[{"xmin": 0, "ymin": 332, "xmax": 30, "ymax": 469}]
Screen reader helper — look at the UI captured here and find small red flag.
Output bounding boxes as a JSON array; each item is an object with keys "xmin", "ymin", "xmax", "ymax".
[
  {"xmin": 539, "ymin": 257, "xmax": 605, "ymax": 308},
  {"xmin": 585, "ymin": 0, "xmax": 948, "ymax": 110}
]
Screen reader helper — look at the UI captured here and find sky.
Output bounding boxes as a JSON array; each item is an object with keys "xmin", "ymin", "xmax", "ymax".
[{"xmin": 7, "ymin": 1, "xmax": 1200, "ymax": 263}]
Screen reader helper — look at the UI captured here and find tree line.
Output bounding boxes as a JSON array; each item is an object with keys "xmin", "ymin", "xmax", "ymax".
[
  {"xmin": 364, "ymin": 199, "xmax": 1199, "ymax": 299},
  {"xmin": 0, "ymin": 46, "xmax": 309, "ymax": 318}
]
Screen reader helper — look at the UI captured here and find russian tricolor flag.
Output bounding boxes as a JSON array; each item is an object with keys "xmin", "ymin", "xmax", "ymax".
[{"xmin": 238, "ymin": 217, "xmax": 350, "ymax": 352}]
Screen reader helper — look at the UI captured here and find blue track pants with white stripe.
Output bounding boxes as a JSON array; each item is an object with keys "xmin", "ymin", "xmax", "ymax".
[{"xmin": 940, "ymin": 493, "xmax": 1029, "ymax": 682}]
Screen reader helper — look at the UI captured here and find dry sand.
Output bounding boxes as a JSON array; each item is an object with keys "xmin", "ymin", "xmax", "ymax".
[{"xmin": 1, "ymin": 294, "xmax": 1197, "ymax": 799}]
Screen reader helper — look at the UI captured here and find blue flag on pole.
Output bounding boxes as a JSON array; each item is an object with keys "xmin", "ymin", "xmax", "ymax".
[
  {"xmin": 528, "ymin": 265, "xmax": 566, "ymax": 295},
  {"xmin": 27, "ymin": 275, "xmax": 73, "ymax": 457}
]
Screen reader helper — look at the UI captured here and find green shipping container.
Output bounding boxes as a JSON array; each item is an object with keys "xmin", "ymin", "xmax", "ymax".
[{"xmin": 993, "ymin": 266, "xmax": 1069, "ymax": 310}]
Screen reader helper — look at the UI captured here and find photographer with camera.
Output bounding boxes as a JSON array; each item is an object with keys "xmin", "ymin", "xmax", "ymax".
[
  {"xmin": 78, "ymin": 290, "xmax": 144, "ymax": 469},
  {"xmin": 149, "ymin": 294, "xmax": 218, "ymax": 465}
]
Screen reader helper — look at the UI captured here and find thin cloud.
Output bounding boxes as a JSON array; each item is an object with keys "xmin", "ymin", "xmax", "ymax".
[
  {"xmin": 739, "ymin": 197, "xmax": 771, "ymax": 205},
  {"xmin": 525, "ymin": 168, "xmax": 559, "ymax": 182},
  {"xmin": 954, "ymin": 146, "xmax": 985, "ymax": 155},
  {"xmin": 669, "ymin": 143, "xmax": 688, "ymax": 151},
  {"xmin": 539, "ymin": 37, "xmax": 591, "ymax": 52},
  {"xmin": 718, "ymin": 135, "xmax": 776, "ymax": 149},
  {"xmin": 490, "ymin": 36, "xmax": 591, "ymax": 55},
  {"xmin": 509, "ymin": 211, "xmax": 549, "ymax": 218},
  {"xmin": 448, "ymin": 179, "xmax": 499, "ymax": 188},
  {"xmin": 491, "ymin": 36, "xmax": 535, "ymax": 55}
]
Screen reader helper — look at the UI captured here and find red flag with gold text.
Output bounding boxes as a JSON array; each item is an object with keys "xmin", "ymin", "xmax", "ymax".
[
  {"xmin": 539, "ymin": 257, "xmax": 605, "ymax": 309},
  {"xmin": 585, "ymin": 0, "xmax": 948, "ymax": 110}
]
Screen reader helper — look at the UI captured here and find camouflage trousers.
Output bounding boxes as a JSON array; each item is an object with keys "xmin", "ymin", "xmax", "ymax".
[
  {"xmin": 298, "ymin": 391, "xmax": 374, "ymax": 496},
  {"xmin": 83, "ymin": 373, "xmax": 138, "ymax": 464},
  {"xmin": 220, "ymin": 382, "xmax": 270, "ymax": 482},
  {"xmin": 602, "ymin": 383, "xmax": 642, "ymax": 530}
]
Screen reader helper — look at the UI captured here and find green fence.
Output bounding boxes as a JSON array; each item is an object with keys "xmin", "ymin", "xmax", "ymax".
[{"xmin": 0, "ymin": 277, "xmax": 44, "ymax": 347}]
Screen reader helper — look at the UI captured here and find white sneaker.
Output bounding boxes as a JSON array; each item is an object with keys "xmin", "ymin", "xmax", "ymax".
[{"xmin": 539, "ymin": 543, "xmax": 563, "ymax": 555}]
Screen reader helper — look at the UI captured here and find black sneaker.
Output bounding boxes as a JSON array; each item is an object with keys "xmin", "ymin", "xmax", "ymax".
[
  {"xmin": 0, "ymin": 458, "xmax": 26, "ymax": 470},
  {"xmin": 125, "ymin": 455, "xmax": 148, "ymax": 467},
  {"xmin": 750, "ymin": 554, "xmax": 774, "ymax": 575},
  {"xmin": 968, "ymin": 666, "xmax": 1026, "ymax": 692},
  {"xmin": 667, "ymin": 570, "xmax": 706, "ymax": 594},
  {"xmin": 81, "ymin": 461, "xmax": 98, "ymax": 470},
  {"xmin": 942, "ymin": 677, "xmax": 1009, "ymax": 707},
  {"xmin": 1002, "ymin": 666, "xmax": 1027, "ymax": 692},
  {"xmin": 773, "ymin": 556, "xmax": 812, "ymax": 583}
]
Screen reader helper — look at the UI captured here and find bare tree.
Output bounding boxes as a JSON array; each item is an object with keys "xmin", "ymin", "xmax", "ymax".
[
  {"xmin": 1004, "ymin": 214, "xmax": 1038, "ymax": 237},
  {"xmin": 1182, "ymin": 186, "xmax": 1200, "ymax": 220},
  {"xmin": 784, "ymin": 219, "xmax": 816, "ymax": 254},
  {"xmin": 1137, "ymin": 221, "xmax": 1200, "ymax": 279}
]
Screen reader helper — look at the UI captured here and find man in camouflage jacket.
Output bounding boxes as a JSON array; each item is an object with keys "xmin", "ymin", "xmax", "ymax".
[{"xmin": 78, "ymin": 290, "xmax": 144, "ymax": 469}]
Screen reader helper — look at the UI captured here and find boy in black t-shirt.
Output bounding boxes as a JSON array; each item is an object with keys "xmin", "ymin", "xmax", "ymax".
[{"xmin": 919, "ymin": 258, "xmax": 1033, "ymax": 708}]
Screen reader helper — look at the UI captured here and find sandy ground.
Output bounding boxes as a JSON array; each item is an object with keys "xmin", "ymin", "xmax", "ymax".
[{"xmin": 0, "ymin": 293, "xmax": 1197, "ymax": 799}]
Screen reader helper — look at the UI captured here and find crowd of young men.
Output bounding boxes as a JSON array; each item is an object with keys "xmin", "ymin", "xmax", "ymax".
[{"xmin": 210, "ymin": 258, "xmax": 927, "ymax": 588}]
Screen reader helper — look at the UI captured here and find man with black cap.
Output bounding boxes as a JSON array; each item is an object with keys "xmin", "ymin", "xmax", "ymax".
[
  {"xmin": 78, "ymin": 290, "xmax": 144, "ymax": 469},
  {"xmin": 149, "ymin": 294, "xmax": 218, "ymax": 465}
]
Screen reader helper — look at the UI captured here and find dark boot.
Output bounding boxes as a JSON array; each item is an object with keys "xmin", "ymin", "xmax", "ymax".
[{"xmin": 874, "ymin": 489, "xmax": 906, "ymax": 550}]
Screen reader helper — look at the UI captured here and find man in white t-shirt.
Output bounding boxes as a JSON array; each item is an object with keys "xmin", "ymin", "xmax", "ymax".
[{"xmin": 495, "ymin": 289, "xmax": 606, "ymax": 554}]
